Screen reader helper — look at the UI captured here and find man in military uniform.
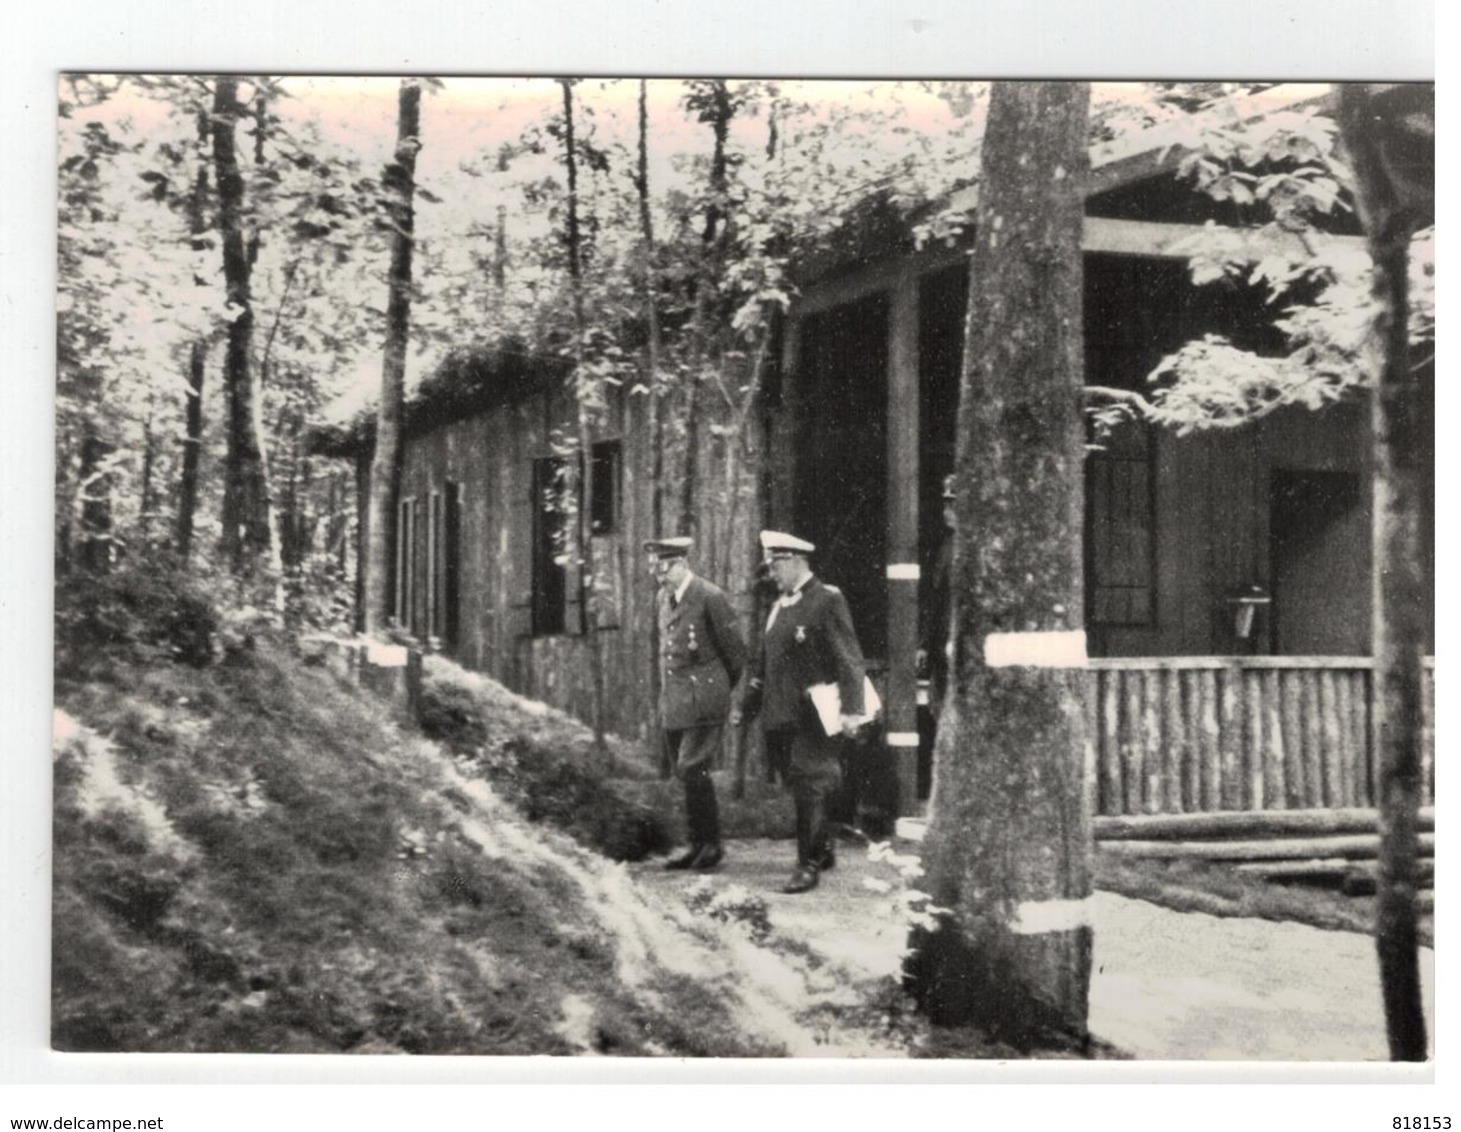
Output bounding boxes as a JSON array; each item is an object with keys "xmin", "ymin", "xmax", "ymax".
[
  {"xmin": 646, "ymin": 537, "xmax": 746, "ymax": 872},
  {"xmin": 737, "ymin": 530, "xmax": 868, "ymax": 894}
]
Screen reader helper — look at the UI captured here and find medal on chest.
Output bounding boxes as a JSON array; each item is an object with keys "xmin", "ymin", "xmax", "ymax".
[{"xmin": 794, "ymin": 625, "xmax": 807, "ymax": 644}]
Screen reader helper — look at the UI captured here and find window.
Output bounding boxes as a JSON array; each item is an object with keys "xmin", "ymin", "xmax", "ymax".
[
  {"xmin": 395, "ymin": 496, "xmax": 418, "ymax": 632},
  {"xmin": 590, "ymin": 440, "xmax": 622, "ymax": 535},
  {"xmin": 531, "ymin": 456, "xmax": 570, "ymax": 636},
  {"xmin": 430, "ymin": 482, "xmax": 462, "ymax": 648},
  {"xmin": 1086, "ymin": 421, "xmax": 1155, "ymax": 626}
]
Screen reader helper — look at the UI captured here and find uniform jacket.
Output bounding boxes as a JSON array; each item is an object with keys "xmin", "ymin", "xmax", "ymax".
[
  {"xmin": 657, "ymin": 573, "xmax": 747, "ymax": 731},
  {"xmin": 745, "ymin": 575, "xmax": 866, "ymax": 731}
]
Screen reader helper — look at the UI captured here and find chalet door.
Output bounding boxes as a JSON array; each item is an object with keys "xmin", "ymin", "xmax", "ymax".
[{"xmin": 1270, "ymin": 470, "xmax": 1369, "ymax": 655}]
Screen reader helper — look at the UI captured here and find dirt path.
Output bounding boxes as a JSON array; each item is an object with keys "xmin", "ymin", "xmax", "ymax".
[{"xmin": 631, "ymin": 836, "xmax": 1436, "ymax": 1060}]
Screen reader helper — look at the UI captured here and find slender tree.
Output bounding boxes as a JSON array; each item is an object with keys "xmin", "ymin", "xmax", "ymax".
[
  {"xmin": 635, "ymin": 80, "xmax": 666, "ymax": 549},
  {"xmin": 176, "ymin": 106, "xmax": 212, "ymax": 562},
  {"xmin": 907, "ymin": 81, "xmax": 1094, "ymax": 1047},
  {"xmin": 635, "ymin": 79, "xmax": 672, "ymax": 776},
  {"xmin": 1337, "ymin": 82, "xmax": 1434, "ymax": 1063},
  {"xmin": 211, "ymin": 76, "xmax": 276, "ymax": 582},
  {"xmin": 557, "ymin": 77, "xmax": 609, "ymax": 754},
  {"xmin": 364, "ymin": 78, "xmax": 423, "ymax": 633},
  {"xmin": 678, "ymin": 80, "xmax": 739, "ymax": 539}
]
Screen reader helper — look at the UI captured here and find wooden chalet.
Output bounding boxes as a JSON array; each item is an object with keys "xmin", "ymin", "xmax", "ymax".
[{"xmin": 333, "ymin": 88, "xmax": 1435, "ymax": 820}]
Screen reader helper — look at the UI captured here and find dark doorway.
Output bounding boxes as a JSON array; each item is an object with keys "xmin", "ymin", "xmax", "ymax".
[
  {"xmin": 1270, "ymin": 470, "xmax": 1368, "ymax": 655},
  {"xmin": 794, "ymin": 292, "xmax": 889, "ymax": 659},
  {"xmin": 918, "ymin": 264, "xmax": 966, "ymax": 585}
]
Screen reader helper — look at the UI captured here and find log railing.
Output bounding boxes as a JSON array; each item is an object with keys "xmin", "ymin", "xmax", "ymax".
[{"xmin": 1087, "ymin": 657, "xmax": 1435, "ymax": 816}]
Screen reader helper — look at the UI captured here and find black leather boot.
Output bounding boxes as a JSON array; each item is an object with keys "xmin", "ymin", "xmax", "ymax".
[
  {"xmin": 668, "ymin": 769, "xmax": 712, "ymax": 870},
  {"xmin": 689, "ymin": 771, "xmax": 722, "ymax": 853},
  {"xmin": 781, "ymin": 784, "xmax": 822, "ymax": 893},
  {"xmin": 805, "ymin": 790, "xmax": 832, "ymax": 876}
]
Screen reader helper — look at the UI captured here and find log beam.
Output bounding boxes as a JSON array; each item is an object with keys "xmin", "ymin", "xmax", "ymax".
[
  {"xmin": 1094, "ymin": 806, "xmax": 1435, "ymax": 841},
  {"xmin": 1099, "ymin": 832, "xmax": 1435, "ymax": 861}
]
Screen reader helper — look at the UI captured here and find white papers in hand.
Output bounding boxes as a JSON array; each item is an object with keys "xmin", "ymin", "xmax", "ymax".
[{"xmin": 808, "ymin": 676, "xmax": 882, "ymax": 736}]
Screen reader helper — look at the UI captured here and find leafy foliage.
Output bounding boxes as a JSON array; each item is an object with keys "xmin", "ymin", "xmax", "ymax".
[
  {"xmin": 1127, "ymin": 87, "xmax": 1436, "ymax": 433},
  {"xmin": 62, "ymin": 76, "xmax": 1419, "ymax": 639}
]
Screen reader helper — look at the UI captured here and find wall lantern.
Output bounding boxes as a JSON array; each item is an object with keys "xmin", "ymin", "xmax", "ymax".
[{"xmin": 1225, "ymin": 584, "xmax": 1272, "ymax": 641}]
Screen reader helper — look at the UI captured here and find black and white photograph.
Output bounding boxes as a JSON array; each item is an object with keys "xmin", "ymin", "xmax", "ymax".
[{"xmin": 42, "ymin": 69, "xmax": 1436, "ymax": 1070}]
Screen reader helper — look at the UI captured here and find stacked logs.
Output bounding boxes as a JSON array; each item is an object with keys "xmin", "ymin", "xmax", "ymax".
[
  {"xmin": 1094, "ymin": 806, "xmax": 1436, "ymax": 901},
  {"xmin": 1089, "ymin": 659, "xmax": 1437, "ymax": 817}
]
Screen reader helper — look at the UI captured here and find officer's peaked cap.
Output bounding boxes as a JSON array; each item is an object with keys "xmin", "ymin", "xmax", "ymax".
[
  {"xmin": 643, "ymin": 536, "xmax": 693, "ymax": 559},
  {"xmin": 759, "ymin": 529, "xmax": 815, "ymax": 556}
]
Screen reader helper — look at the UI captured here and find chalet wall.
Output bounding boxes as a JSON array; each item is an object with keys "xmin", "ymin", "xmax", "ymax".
[
  {"xmin": 394, "ymin": 371, "xmax": 767, "ymax": 740},
  {"xmin": 1098, "ymin": 401, "xmax": 1371, "ymax": 658},
  {"xmin": 777, "ymin": 245, "xmax": 1393, "ymax": 665}
]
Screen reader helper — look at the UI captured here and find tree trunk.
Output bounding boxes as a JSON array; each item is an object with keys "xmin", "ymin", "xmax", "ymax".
[
  {"xmin": 175, "ymin": 110, "xmax": 210, "ymax": 562},
  {"xmin": 636, "ymin": 80, "xmax": 666, "ymax": 544},
  {"xmin": 138, "ymin": 393, "xmax": 157, "ymax": 548},
  {"xmin": 559, "ymin": 78, "xmax": 608, "ymax": 755},
  {"xmin": 1337, "ymin": 82, "xmax": 1434, "ymax": 1063},
  {"xmin": 211, "ymin": 76, "xmax": 275, "ymax": 580},
  {"xmin": 279, "ymin": 409, "xmax": 307, "ymax": 572},
  {"xmin": 906, "ymin": 81, "xmax": 1093, "ymax": 1048},
  {"xmin": 364, "ymin": 78, "xmax": 422, "ymax": 634},
  {"xmin": 176, "ymin": 340, "xmax": 206, "ymax": 560},
  {"xmin": 718, "ymin": 315, "xmax": 774, "ymax": 585},
  {"xmin": 636, "ymin": 79, "xmax": 671, "ymax": 776},
  {"xmin": 678, "ymin": 80, "xmax": 736, "ymax": 540},
  {"xmin": 77, "ymin": 431, "xmax": 114, "ymax": 573},
  {"xmin": 494, "ymin": 205, "xmax": 508, "ymax": 294},
  {"xmin": 493, "ymin": 146, "xmax": 510, "ymax": 296}
]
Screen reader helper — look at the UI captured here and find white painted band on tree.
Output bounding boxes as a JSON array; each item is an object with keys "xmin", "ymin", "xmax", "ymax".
[
  {"xmin": 365, "ymin": 642, "xmax": 411, "ymax": 668},
  {"xmin": 1010, "ymin": 897, "xmax": 1094, "ymax": 935},
  {"xmin": 886, "ymin": 563, "xmax": 921, "ymax": 580},
  {"xmin": 984, "ymin": 630, "xmax": 1088, "ymax": 668},
  {"xmin": 885, "ymin": 732, "xmax": 920, "ymax": 747}
]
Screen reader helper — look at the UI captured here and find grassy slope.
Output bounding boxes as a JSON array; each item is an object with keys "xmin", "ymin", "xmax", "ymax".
[
  {"xmin": 419, "ymin": 658, "xmax": 796, "ymax": 849},
  {"xmin": 53, "ymin": 638, "xmax": 912, "ymax": 1056}
]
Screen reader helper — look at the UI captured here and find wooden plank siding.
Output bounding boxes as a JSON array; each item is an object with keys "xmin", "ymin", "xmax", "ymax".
[
  {"xmin": 1088, "ymin": 657, "xmax": 1435, "ymax": 815},
  {"xmin": 1091, "ymin": 399, "xmax": 1374, "ymax": 660},
  {"xmin": 393, "ymin": 371, "xmax": 767, "ymax": 739}
]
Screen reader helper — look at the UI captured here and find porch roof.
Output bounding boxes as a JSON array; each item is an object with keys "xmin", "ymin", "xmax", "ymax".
[
  {"xmin": 308, "ymin": 339, "xmax": 568, "ymax": 459},
  {"xmin": 792, "ymin": 83, "xmax": 1342, "ymax": 294}
]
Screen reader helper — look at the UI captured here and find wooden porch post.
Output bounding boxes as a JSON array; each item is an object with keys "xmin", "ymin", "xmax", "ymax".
[
  {"xmin": 886, "ymin": 266, "xmax": 921, "ymax": 815},
  {"xmin": 767, "ymin": 315, "xmax": 802, "ymax": 527}
]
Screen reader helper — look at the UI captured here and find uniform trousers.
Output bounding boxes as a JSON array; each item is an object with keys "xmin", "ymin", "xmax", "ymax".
[
  {"xmin": 764, "ymin": 714, "xmax": 842, "ymax": 868},
  {"xmin": 666, "ymin": 725, "xmax": 723, "ymax": 848}
]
